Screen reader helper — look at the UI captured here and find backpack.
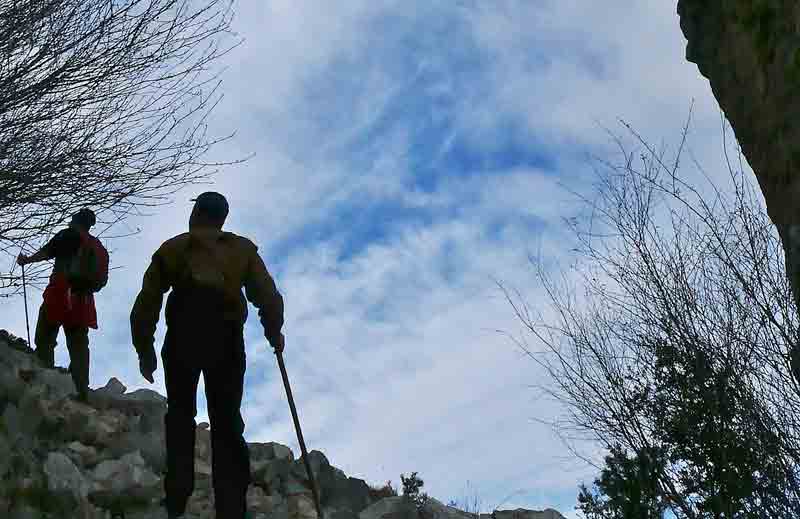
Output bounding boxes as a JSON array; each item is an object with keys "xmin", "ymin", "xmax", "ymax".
[{"xmin": 66, "ymin": 232, "xmax": 109, "ymax": 293}]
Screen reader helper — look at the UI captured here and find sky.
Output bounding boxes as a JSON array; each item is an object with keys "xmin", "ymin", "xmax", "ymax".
[{"xmin": 2, "ymin": 1, "xmax": 744, "ymax": 517}]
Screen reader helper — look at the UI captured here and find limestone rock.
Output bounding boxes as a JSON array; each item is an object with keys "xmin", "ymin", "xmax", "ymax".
[
  {"xmin": 676, "ymin": 1, "xmax": 800, "ymax": 307},
  {"xmin": 66, "ymin": 441, "xmax": 101, "ymax": 467},
  {"xmin": 106, "ymin": 430, "xmax": 165, "ymax": 474},
  {"xmin": 0, "ymin": 333, "xmax": 567, "ymax": 519},
  {"xmin": 250, "ymin": 441, "xmax": 295, "ymax": 462},
  {"xmin": 491, "ymin": 509, "xmax": 566, "ymax": 519},
  {"xmin": 98, "ymin": 377, "xmax": 127, "ymax": 396},
  {"xmin": 91, "ymin": 451, "xmax": 160, "ymax": 495},
  {"xmin": 289, "ymin": 494, "xmax": 319, "ymax": 519},
  {"xmin": 36, "ymin": 367, "xmax": 79, "ymax": 400},
  {"xmin": 254, "ymin": 456, "xmax": 292, "ymax": 494},
  {"xmin": 125, "ymin": 388, "xmax": 167, "ymax": 404},
  {"xmin": 1, "ymin": 402, "xmax": 22, "ymax": 441},
  {"xmin": 44, "ymin": 452, "xmax": 91, "ymax": 500},
  {"xmin": 359, "ymin": 497, "xmax": 419, "ymax": 519}
]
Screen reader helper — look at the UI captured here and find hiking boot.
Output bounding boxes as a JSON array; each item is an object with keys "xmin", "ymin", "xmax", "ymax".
[{"xmin": 161, "ymin": 498, "xmax": 186, "ymax": 519}]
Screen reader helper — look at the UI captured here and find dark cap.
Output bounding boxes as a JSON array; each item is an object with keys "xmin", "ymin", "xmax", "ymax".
[
  {"xmin": 71, "ymin": 208, "xmax": 96, "ymax": 228},
  {"xmin": 191, "ymin": 191, "xmax": 229, "ymax": 221}
]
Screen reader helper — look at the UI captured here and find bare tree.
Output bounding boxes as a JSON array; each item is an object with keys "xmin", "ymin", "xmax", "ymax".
[
  {"xmin": 0, "ymin": 0, "xmax": 242, "ymax": 294},
  {"xmin": 503, "ymin": 117, "xmax": 800, "ymax": 517}
]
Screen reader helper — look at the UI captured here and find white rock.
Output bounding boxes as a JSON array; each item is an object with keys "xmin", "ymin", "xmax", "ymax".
[
  {"xmin": 99, "ymin": 377, "xmax": 127, "ymax": 395},
  {"xmin": 274, "ymin": 442, "xmax": 294, "ymax": 461},
  {"xmin": 359, "ymin": 497, "xmax": 419, "ymax": 519},
  {"xmin": 67, "ymin": 441, "xmax": 100, "ymax": 467},
  {"xmin": 1, "ymin": 403, "xmax": 22, "ymax": 440},
  {"xmin": 125, "ymin": 388, "xmax": 167, "ymax": 404},
  {"xmin": 492, "ymin": 509, "xmax": 566, "ymax": 519},
  {"xmin": 91, "ymin": 451, "xmax": 160, "ymax": 492},
  {"xmin": 289, "ymin": 494, "xmax": 318, "ymax": 519},
  {"xmin": 36, "ymin": 368, "xmax": 77, "ymax": 400},
  {"xmin": 423, "ymin": 498, "xmax": 476, "ymax": 519},
  {"xmin": 44, "ymin": 452, "xmax": 90, "ymax": 499}
]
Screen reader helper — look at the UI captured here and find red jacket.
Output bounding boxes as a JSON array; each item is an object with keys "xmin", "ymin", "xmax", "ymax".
[
  {"xmin": 41, "ymin": 229, "xmax": 99, "ymax": 329},
  {"xmin": 43, "ymin": 273, "xmax": 98, "ymax": 329}
]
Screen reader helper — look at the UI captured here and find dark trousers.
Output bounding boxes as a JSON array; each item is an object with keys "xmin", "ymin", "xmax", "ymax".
[
  {"xmin": 34, "ymin": 303, "xmax": 90, "ymax": 396},
  {"xmin": 161, "ymin": 321, "xmax": 251, "ymax": 518}
]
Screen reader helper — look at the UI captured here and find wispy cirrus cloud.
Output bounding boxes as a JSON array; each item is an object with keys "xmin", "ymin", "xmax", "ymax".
[{"xmin": 3, "ymin": 2, "xmax": 738, "ymax": 516}]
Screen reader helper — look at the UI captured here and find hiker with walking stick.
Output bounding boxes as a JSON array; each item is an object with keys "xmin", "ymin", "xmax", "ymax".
[
  {"xmin": 130, "ymin": 192, "xmax": 293, "ymax": 519},
  {"xmin": 16, "ymin": 208, "xmax": 109, "ymax": 403}
]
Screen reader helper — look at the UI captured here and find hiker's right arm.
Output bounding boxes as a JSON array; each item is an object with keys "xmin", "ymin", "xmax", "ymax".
[
  {"xmin": 244, "ymin": 245, "xmax": 285, "ymax": 348},
  {"xmin": 18, "ymin": 229, "xmax": 76, "ymax": 265},
  {"xmin": 18, "ymin": 249, "xmax": 49, "ymax": 265},
  {"xmin": 130, "ymin": 252, "xmax": 170, "ymax": 357}
]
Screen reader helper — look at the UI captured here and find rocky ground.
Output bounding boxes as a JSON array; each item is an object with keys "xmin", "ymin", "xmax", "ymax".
[{"xmin": 0, "ymin": 330, "xmax": 564, "ymax": 519}]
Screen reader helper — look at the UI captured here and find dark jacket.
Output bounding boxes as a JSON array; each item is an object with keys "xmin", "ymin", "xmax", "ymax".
[{"xmin": 130, "ymin": 228, "xmax": 284, "ymax": 356}]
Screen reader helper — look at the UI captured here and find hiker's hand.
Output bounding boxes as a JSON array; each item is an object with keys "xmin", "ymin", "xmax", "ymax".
[
  {"xmin": 138, "ymin": 349, "xmax": 157, "ymax": 384},
  {"xmin": 270, "ymin": 333, "xmax": 285, "ymax": 354},
  {"xmin": 17, "ymin": 254, "xmax": 29, "ymax": 266}
]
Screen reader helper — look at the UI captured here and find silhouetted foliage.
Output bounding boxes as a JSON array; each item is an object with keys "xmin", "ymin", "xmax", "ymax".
[
  {"xmin": 401, "ymin": 472, "xmax": 430, "ymax": 514},
  {"xmin": 0, "ymin": 0, "xmax": 242, "ymax": 294},
  {"xmin": 577, "ymin": 444, "xmax": 666, "ymax": 519},
  {"xmin": 503, "ymin": 116, "xmax": 800, "ymax": 518}
]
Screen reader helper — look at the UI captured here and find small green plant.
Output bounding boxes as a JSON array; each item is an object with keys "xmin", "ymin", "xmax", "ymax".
[{"xmin": 401, "ymin": 472, "xmax": 429, "ymax": 515}]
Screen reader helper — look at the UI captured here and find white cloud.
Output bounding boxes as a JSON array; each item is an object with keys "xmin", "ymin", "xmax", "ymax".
[{"xmin": 1, "ymin": 1, "xmax": 743, "ymax": 515}]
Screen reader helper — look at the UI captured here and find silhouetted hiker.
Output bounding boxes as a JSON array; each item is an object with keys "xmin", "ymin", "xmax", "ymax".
[
  {"xmin": 16, "ymin": 208, "xmax": 109, "ymax": 403},
  {"xmin": 130, "ymin": 191, "xmax": 285, "ymax": 519}
]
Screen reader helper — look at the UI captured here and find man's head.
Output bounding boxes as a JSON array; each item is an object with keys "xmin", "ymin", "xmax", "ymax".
[
  {"xmin": 71, "ymin": 208, "xmax": 96, "ymax": 231},
  {"xmin": 189, "ymin": 191, "xmax": 229, "ymax": 229}
]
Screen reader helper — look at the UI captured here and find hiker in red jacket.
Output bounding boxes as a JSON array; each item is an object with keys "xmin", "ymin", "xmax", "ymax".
[{"xmin": 17, "ymin": 208, "xmax": 109, "ymax": 403}]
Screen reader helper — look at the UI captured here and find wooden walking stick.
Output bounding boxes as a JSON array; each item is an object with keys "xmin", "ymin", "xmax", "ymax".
[
  {"xmin": 274, "ymin": 336, "xmax": 324, "ymax": 519},
  {"xmin": 21, "ymin": 263, "xmax": 32, "ymax": 349}
]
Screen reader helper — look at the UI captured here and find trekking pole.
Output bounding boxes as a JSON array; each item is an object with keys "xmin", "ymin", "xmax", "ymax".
[
  {"xmin": 21, "ymin": 263, "xmax": 32, "ymax": 349},
  {"xmin": 274, "ymin": 341, "xmax": 324, "ymax": 519}
]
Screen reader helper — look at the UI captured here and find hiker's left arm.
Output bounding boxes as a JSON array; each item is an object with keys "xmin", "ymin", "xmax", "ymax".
[{"xmin": 130, "ymin": 252, "xmax": 170, "ymax": 359}]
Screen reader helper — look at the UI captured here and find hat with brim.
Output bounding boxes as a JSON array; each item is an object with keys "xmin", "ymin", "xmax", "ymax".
[{"xmin": 191, "ymin": 192, "xmax": 229, "ymax": 221}]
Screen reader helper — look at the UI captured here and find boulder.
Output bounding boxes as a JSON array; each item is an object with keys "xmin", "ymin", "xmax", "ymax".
[
  {"xmin": 248, "ymin": 485, "xmax": 285, "ymax": 511},
  {"xmin": 125, "ymin": 388, "xmax": 167, "ymax": 404},
  {"xmin": 36, "ymin": 368, "xmax": 78, "ymax": 400},
  {"xmin": 254, "ymin": 456, "xmax": 292, "ymax": 494},
  {"xmin": 44, "ymin": 452, "xmax": 91, "ymax": 500},
  {"xmin": 421, "ymin": 499, "xmax": 478, "ymax": 519},
  {"xmin": 66, "ymin": 441, "xmax": 101, "ymax": 468},
  {"xmin": 250, "ymin": 441, "xmax": 295, "ymax": 462},
  {"xmin": 491, "ymin": 509, "xmax": 566, "ymax": 519},
  {"xmin": 97, "ymin": 377, "xmax": 127, "ymax": 396},
  {"xmin": 107, "ymin": 430, "xmax": 165, "ymax": 474},
  {"xmin": 0, "ymin": 328, "xmax": 569, "ymax": 519},
  {"xmin": 196, "ymin": 426, "xmax": 212, "ymax": 461},
  {"xmin": 289, "ymin": 494, "xmax": 319, "ymax": 519},
  {"xmin": 90, "ymin": 451, "xmax": 160, "ymax": 498},
  {"xmin": 1, "ymin": 403, "xmax": 22, "ymax": 442},
  {"xmin": 0, "ymin": 369, "xmax": 24, "ymax": 404},
  {"xmin": 359, "ymin": 497, "xmax": 419, "ymax": 519}
]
